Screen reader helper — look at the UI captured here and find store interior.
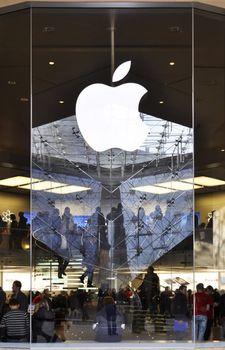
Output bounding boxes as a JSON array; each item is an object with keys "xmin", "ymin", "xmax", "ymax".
[{"xmin": 0, "ymin": 4, "xmax": 224, "ymax": 344}]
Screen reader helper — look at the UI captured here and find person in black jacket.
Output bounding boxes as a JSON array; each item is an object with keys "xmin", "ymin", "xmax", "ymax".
[
  {"xmin": 220, "ymin": 292, "xmax": 225, "ymax": 339},
  {"xmin": 171, "ymin": 285, "xmax": 188, "ymax": 340},
  {"xmin": 9, "ymin": 214, "xmax": 18, "ymax": 250},
  {"xmin": 0, "ymin": 287, "xmax": 6, "ymax": 321},
  {"xmin": 18, "ymin": 212, "xmax": 28, "ymax": 249},
  {"xmin": 11, "ymin": 280, "xmax": 28, "ymax": 312},
  {"xmin": 32, "ymin": 300, "xmax": 56, "ymax": 342},
  {"xmin": 139, "ymin": 266, "xmax": 160, "ymax": 313}
]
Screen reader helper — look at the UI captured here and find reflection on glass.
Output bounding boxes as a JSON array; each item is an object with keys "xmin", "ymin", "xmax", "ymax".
[{"xmin": 32, "ymin": 7, "xmax": 193, "ymax": 344}]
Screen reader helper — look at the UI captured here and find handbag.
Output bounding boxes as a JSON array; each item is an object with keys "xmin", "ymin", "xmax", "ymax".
[{"xmin": 173, "ymin": 319, "xmax": 188, "ymax": 332}]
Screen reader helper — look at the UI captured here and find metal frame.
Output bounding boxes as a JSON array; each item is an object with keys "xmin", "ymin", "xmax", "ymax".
[
  {"xmin": 0, "ymin": 1, "xmax": 225, "ymax": 15},
  {"xmin": 0, "ymin": 1, "xmax": 224, "ymax": 349}
]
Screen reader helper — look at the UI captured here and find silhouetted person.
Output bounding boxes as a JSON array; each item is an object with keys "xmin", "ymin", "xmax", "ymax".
[
  {"xmin": 0, "ymin": 287, "xmax": 6, "ymax": 321},
  {"xmin": 97, "ymin": 207, "xmax": 110, "ymax": 282},
  {"xmin": 0, "ymin": 216, "xmax": 6, "ymax": 246},
  {"xmin": 219, "ymin": 292, "xmax": 225, "ymax": 339},
  {"xmin": 103, "ymin": 291, "xmax": 117, "ymax": 336},
  {"xmin": 171, "ymin": 285, "xmax": 188, "ymax": 340},
  {"xmin": 139, "ymin": 266, "xmax": 160, "ymax": 313},
  {"xmin": 160, "ymin": 286, "xmax": 172, "ymax": 316},
  {"xmin": 58, "ymin": 207, "xmax": 74, "ymax": 278},
  {"xmin": 18, "ymin": 212, "xmax": 28, "ymax": 249},
  {"xmin": 32, "ymin": 300, "xmax": 55, "ymax": 342},
  {"xmin": 9, "ymin": 214, "xmax": 18, "ymax": 249},
  {"xmin": 205, "ymin": 212, "xmax": 214, "ymax": 244},
  {"xmin": 11, "ymin": 280, "xmax": 28, "ymax": 312},
  {"xmin": 114, "ymin": 203, "xmax": 127, "ymax": 267},
  {"xmin": 204, "ymin": 285, "xmax": 214, "ymax": 340},
  {"xmin": 76, "ymin": 289, "xmax": 89, "ymax": 321},
  {"xmin": 42, "ymin": 289, "xmax": 53, "ymax": 311},
  {"xmin": 57, "ymin": 256, "xmax": 69, "ymax": 279},
  {"xmin": 80, "ymin": 209, "xmax": 98, "ymax": 287},
  {"xmin": 197, "ymin": 222, "xmax": 206, "ymax": 241}
]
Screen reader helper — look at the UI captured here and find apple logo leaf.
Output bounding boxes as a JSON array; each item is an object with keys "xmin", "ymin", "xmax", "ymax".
[{"xmin": 112, "ymin": 61, "xmax": 131, "ymax": 83}]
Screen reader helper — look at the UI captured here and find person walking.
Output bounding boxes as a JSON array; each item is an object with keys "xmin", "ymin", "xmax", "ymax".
[
  {"xmin": 194, "ymin": 283, "xmax": 211, "ymax": 341},
  {"xmin": 171, "ymin": 285, "xmax": 188, "ymax": 340},
  {"xmin": 139, "ymin": 266, "xmax": 160, "ymax": 313}
]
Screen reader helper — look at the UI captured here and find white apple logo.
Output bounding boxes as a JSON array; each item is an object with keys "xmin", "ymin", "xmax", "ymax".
[{"xmin": 75, "ymin": 61, "xmax": 149, "ymax": 152}]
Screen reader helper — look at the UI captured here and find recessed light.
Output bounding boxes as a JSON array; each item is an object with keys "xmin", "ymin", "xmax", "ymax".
[
  {"xmin": 42, "ymin": 26, "xmax": 55, "ymax": 33},
  {"xmin": 132, "ymin": 185, "xmax": 175, "ymax": 194},
  {"xmin": 0, "ymin": 176, "xmax": 40, "ymax": 187},
  {"xmin": 46, "ymin": 185, "xmax": 91, "ymax": 194},
  {"xmin": 7, "ymin": 80, "xmax": 16, "ymax": 86},
  {"xmin": 221, "ymin": 149, "xmax": 225, "ymax": 152},
  {"xmin": 183, "ymin": 176, "xmax": 225, "ymax": 187},
  {"xmin": 20, "ymin": 180, "xmax": 67, "ymax": 191},
  {"xmin": 156, "ymin": 180, "xmax": 202, "ymax": 191},
  {"xmin": 159, "ymin": 100, "xmax": 164, "ymax": 104},
  {"xmin": 49, "ymin": 61, "xmax": 55, "ymax": 66},
  {"xmin": 20, "ymin": 97, "xmax": 29, "ymax": 102},
  {"xmin": 59, "ymin": 100, "xmax": 64, "ymax": 104},
  {"xmin": 169, "ymin": 26, "xmax": 181, "ymax": 32},
  {"xmin": 169, "ymin": 61, "xmax": 175, "ymax": 66}
]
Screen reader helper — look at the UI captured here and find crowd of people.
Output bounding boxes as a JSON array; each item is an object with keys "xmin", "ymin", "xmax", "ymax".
[
  {"xmin": 0, "ymin": 211, "xmax": 29, "ymax": 250},
  {"xmin": 0, "ymin": 272, "xmax": 225, "ymax": 343},
  {"xmin": 0, "ymin": 208, "xmax": 222, "ymax": 343},
  {"xmin": 32, "ymin": 204, "xmax": 127, "ymax": 285}
]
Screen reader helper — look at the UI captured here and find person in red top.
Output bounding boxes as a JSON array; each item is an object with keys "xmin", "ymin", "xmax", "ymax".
[
  {"xmin": 32, "ymin": 292, "xmax": 42, "ymax": 305},
  {"xmin": 204, "ymin": 285, "xmax": 214, "ymax": 340},
  {"xmin": 194, "ymin": 283, "xmax": 211, "ymax": 341}
]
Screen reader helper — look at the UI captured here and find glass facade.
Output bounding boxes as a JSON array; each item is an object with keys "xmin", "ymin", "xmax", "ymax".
[{"xmin": 0, "ymin": 2, "xmax": 224, "ymax": 347}]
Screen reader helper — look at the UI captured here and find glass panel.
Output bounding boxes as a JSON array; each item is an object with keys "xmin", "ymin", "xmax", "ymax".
[
  {"xmin": 194, "ymin": 8, "xmax": 225, "ymax": 342},
  {"xmin": 0, "ymin": 8, "xmax": 31, "ymax": 344},
  {"xmin": 32, "ymin": 7, "xmax": 193, "ymax": 344}
]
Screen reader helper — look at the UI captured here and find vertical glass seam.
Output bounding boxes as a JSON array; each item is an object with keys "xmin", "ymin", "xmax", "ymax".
[
  {"xmin": 29, "ymin": 5, "xmax": 33, "ymax": 349},
  {"xmin": 192, "ymin": 5, "xmax": 196, "ymax": 345}
]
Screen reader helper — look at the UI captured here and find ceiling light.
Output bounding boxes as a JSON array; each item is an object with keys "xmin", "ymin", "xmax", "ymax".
[
  {"xmin": 49, "ymin": 61, "xmax": 55, "ymax": 65},
  {"xmin": 42, "ymin": 26, "xmax": 55, "ymax": 33},
  {"xmin": 20, "ymin": 97, "xmax": 29, "ymax": 102},
  {"xmin": 59, "ymin": 100, "xmax": 64, "ymax": 104},
  {"xmin": 159, "ymin": 100, "xmax": 164, "ymax": 104},
  {"xmin": 169, "ymin": 61, "xmax": 175, "ymax": 66},
  {"xmin": 156, "ymin": 181, "xmax": 202, "ymax": 191},
  {"xmin": 132, "ymin": 185, "xmax": 175, "ymax": 194},
  {"xmin": 7, "ymin": 80, "xmax": 16, "ymax": 86},
  {"xmin": 184, "ymin": 176, "xmax": 225, "ymax": 187},
  {"xmin": 46, "ymin": 185, "xmax": 91, "ymax": 194},
  {"xmin": 221, "ymin": 149, "xmax": 225, "ymax": 152},
  {"xmin": 20, "ymin": 181, "xmax": 67, "ymax": 191},
  {"xmin": 0, "ymin": 176, "xmax": 40, "ymax": 187}
]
